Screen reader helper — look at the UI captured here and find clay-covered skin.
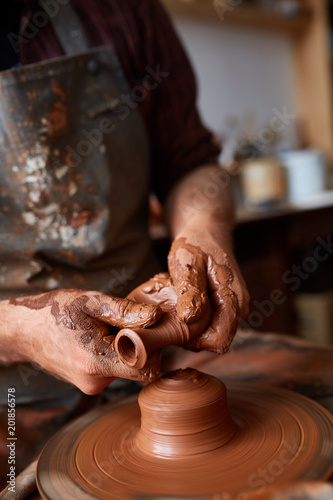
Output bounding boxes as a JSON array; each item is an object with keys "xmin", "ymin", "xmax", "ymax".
[
  {"xmin": 163, "ymin": 166, "xmax": 250, "ymax": 356},
  {"xmin": 10, "ymin": 290, "xmax": 162, "ymax": 330},
  {"xmin": 116, "ymin": 282, "xmax": 212, "ymax": 368},
  {"xmin": 168, "ymin": 237, "xmax": 245, "ymax": 353},
  {"xmin": 129, "ymin": 273, "xmax": 178, "ymax": 312},
  {"xmin": 7, "ymin": 289, "xmax": 163, "ymax": 393},
  {"xmin": 129, "ymin": 253, "xmax": 241, "ymax": 356}
]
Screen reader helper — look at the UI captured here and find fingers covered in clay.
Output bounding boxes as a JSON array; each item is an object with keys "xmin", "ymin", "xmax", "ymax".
[
  {"xmin": 9, "ymin": 289, "xmax": 162, "ymax": 394},
  {"xmin": 184, "ymin": 289, "xmax": 238, "ymax": 354},
  {"xmin": 166, "ymin": 234, "xmax": 249, "ymax": 354},
  {"xmin": 77, "ymin": 341, "xmax": 162, "ymax": 394},
  {"xmin": 124, "ymin": 244, "xmax": 243, "ymax": 358},
  {"xmin": 85, "ymin": 294, "xmax": 163, "ymax": 329},
  {"xmin": 10, "ymin": 289, "xmax": 162, "ymax": 329},
  {"xmin": 168, "ymin": 240, "xmax": 209, "ymax": 323},
  {"xmin": 128, "ymin": 273, "xmax": 177, "ymax": 313},
  {"xmin": 113, "ymin": 272, "xmax": 213, "ymax": 368},
  {"xmin": 184, "ymin": 256, "xmax": 240, "ymax": 354},
  {"xmin": 115, "ymin": 307, "xmax": 212, "ymax": 370}
]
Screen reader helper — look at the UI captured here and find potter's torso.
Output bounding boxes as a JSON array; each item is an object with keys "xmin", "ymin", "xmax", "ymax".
[{"xmin": 0, "ymin": 3, "xmax": 157, "ymax": 298}]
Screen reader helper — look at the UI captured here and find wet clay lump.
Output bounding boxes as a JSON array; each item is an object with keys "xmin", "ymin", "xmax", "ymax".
[{"xmin": 135, "ymin": 368, "xmax": 236, "ymax": 456}]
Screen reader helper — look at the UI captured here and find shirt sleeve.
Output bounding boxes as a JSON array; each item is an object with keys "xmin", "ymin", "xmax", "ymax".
[{"xmin": 135, "ymin": 0, "xmax": 221, "ymax": 202}]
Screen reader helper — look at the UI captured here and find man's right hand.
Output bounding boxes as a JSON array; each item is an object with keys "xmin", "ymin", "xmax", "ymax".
[{"xmin": 0, "ymin": 289, "xmax": 162, "ymax": 394}]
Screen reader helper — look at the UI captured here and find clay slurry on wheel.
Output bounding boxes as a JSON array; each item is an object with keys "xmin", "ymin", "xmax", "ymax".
[{"xmin": 36, "ymin": 369, "xmax": 333, "ymax": 499}]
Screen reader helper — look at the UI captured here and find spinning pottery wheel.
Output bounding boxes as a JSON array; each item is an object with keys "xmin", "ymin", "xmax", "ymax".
[{"xmin": 36, "ymin": 369, "xmax": 333, "ymax": 500}]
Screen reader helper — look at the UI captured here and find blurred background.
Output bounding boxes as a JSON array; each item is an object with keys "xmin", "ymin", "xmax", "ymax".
[{"xmin": 153, "ymin": 0, "xmax": 333, "ymax": 344}]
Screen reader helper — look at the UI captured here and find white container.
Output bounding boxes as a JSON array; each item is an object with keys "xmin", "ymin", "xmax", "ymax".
[{"xmin": 278, "ymin": 149, "xmax": 327, "ymax": 203}]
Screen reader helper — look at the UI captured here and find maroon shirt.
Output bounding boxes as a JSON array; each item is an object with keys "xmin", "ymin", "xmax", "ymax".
[{"xmin": 16, "ymin": 0, "xmax": 220, "ymax": 201}]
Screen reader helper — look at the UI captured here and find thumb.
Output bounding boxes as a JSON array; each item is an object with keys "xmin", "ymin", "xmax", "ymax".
[
  {"xmin": 102, "ymin": 347, "xmax": 162, "ymax": 382},
  {"xmin": 84, "ymin": 292, "xmax": 162, "ymax": 329},
  {"xmin": 168, "ymin": 241, "xmax": 209, "ymax": 323}
]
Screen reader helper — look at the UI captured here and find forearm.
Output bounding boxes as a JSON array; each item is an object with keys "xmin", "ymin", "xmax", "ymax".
[
  {"xmin": 0, "ymin": 299, "xmax": 28, "ymax": 363},
  {"xmin": 164, "ymin": 164, "xmax": 235, "ymax": 247},
  {"xmin": 165, "ymin": 165, "xmax": 249, "ymax": 351}
]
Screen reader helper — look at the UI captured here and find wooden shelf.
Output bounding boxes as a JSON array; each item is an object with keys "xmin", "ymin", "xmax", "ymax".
[
  {"xmin": 161, "ymin": 0, "xmax": 313, "ymax": 35},
  {"xmin": 162, "ymin": 0, "xmax": 333, "ymax": 158},
  {"xmin": 236, "ymin": 190, "xmax": 333, "ymax": 224}
]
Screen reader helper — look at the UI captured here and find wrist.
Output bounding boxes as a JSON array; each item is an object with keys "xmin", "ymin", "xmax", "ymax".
[{"xmin": 176, "ymin": 212, "xmax": 234, "ymax": 249}]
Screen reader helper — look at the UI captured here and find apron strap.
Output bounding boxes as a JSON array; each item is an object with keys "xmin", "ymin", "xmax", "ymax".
[{"xmin": 39, "ymin": 0, "xmax": 92, "ymax": 55}]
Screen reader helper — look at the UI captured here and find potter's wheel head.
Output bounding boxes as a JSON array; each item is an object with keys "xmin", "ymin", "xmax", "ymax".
[{"xmin": 36, "ymin": 370, "xmax": 333, "ymax": 499}]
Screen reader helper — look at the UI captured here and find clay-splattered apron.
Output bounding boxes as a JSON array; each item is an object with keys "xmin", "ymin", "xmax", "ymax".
[
  {"xmin": 0, "ymin": 3, "xmax": 159, "ymax": 490},
  {"xmin": 0, "ymin": 3, "xmax": 156, "ymax": 302}
]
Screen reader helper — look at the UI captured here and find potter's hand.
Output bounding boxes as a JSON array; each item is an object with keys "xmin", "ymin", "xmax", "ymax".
[
  {"xmin": 3, "ymin": 290, "xmax": 162, "ymax": 394},
  {"xmin": 168, "ymin": 233, "xmax": 249, "ymax": 354},
  {"xmin": 163, "ymin": 164, "xmax": 249, "ymax": 353}
]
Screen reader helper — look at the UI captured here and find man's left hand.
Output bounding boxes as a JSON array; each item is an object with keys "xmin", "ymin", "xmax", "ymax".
[{"xmin": 168, "ymin": 229, "xmax": 249, "ymax": 354}]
